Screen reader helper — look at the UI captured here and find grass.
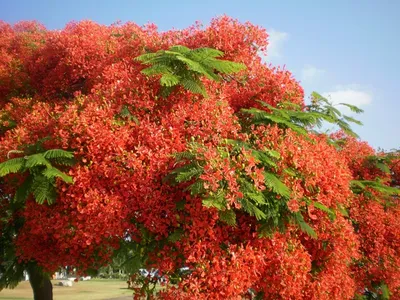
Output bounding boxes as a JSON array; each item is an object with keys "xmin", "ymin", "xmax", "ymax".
[{"xmin": 0, "ymin": 279, "xmax": 134, "ymax": 300}]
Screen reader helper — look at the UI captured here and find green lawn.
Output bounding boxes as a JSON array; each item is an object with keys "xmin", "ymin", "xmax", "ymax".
[{"xmin": 0, "ymin": 279, "xmax": 133, "ymax": 300}]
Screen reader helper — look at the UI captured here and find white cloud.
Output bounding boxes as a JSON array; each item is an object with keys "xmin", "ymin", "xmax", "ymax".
[
  {"xmin": 322, "ymin": 85, "xmax": 372, "ymax": 113},
  {"xmin": 301, "ymin": 65, "xmax": 325, "ymax": 83},
  {"xmin": 267, "ymin": 29, "xmax": 289, "ymax": 58}
]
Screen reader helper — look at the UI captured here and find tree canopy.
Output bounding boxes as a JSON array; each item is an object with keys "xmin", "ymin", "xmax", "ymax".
[{"xmin": 0, "ymin": 17, "xmax": 399, "ymax": 299}]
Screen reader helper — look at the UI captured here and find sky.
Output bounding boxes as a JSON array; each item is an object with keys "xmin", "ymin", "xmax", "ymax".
[{"xmin": 1, "ymin": 0, "xmax": 399, "ymax": 150}]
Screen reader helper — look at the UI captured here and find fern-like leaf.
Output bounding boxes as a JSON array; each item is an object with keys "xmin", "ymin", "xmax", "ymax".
[
  {"xmin": 167, "ymin": 229, "xmax": 184, "ymax": 242},
  {"xmin": 218, "ymin": 209, "xmax": 237, "ymax": 226},
  {"xmin": 170, "ymin": 163, "xmax": 203, "ymax": 183},
  {"xmin": 313, "ymin": 202, "xmax": 335, "ymax": 220},
  {"xmin": 351, "ymin": 180, "xmax": 400, "ymax": 195},
  {"xmin": 0, "ymin": 158, "xmax": 25, "ymax": 176},
  {"xmin": 50, "ymin": 157, "xmax": 76, "ymax": 166},
  {"xmin": 246, "ymin": 192, "xmax": 266, "ymax": 205},
  {"xmin": 42, "ymin": 167, "xmax": 73, "ymax": 184},
  {"xmin": 264, "ymin": 172, "xmax": 291, "ymax": 198},
  {"xmin": 186, "ymin": 180, "xmax": 206, "ymax": 195},
  {"xmin": 160, "ymin": 73, "xmax": 181, "ymax": 87},
  {"xmin": 202, "ymin": 191, "xmax": 226, "ymax": 210},
  {"xmin": 343, "ymin": 115, "xmax": 363, "ymax": 126},
  {"xmin": 25, "ymin": 154, "xmax": 51, "ymax": 168},
  {"xmin": 172, "ymin": 151, "xmax": 196, "ymax": 161},
  {"xmin": 169, "ymin": 45, "xmax": 191, "ymax": 54},
  {"xmin": 292, "ymin": 212, "xmax": 317, "ymax": 238},
  {"xmin": 136, "ymin": 45, "xmax": 246, "ymax": 98},
  {"xmin": 13, "ymin": 175, "xmax": 33, "ymax": 204},
  {"xmin": 43, "ymin": 149, "xmax": 74, "ymax": 160},
  {"xmin": 201, "ymin": 58, "xmax": 246, "ymax": 74},
  {"xmin": 180, "ymin": 78, "xmax": 207, "ymax": 96},
  {"xmin": 239, "ymin": 198, "xmax": 266, "ymax": 220},
  {"xmin": 251, "ymin": 150, "xmax": 277, "ymax": 168},
  {"xmin": 141, "ymin": 64, "xmax": 172, "ymax": 76},
  {"xmin": 339, "ymin": 103, "xmax": 364, "ymax": 113},
  {"xmin": 31, "ymin": 175, "xmax": 56, "ymax": 205},
  {"xmin": 189, "ymin": 47, "xmax": 224, "ymax": 59}
]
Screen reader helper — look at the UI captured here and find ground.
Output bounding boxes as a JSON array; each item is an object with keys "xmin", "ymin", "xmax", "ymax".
[{"xmin": 0, "ymin": 279, "xmax": 133, "ymax": 300}]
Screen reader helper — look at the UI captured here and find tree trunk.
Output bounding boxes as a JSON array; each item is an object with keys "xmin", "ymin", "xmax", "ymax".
[{"xmin": 27, "ymin": 264, "xmax": 53, "ymax": 300}]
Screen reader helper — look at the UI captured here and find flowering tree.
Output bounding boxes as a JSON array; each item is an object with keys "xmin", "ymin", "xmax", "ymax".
[{"xmin": 0, "ymin": 17, "xmax": 399, "ymax": 300}]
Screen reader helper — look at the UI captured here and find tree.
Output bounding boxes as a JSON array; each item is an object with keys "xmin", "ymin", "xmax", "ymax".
[{"xmin": 0, "ymin": 17, "xmax": 399, "ymax": 299}]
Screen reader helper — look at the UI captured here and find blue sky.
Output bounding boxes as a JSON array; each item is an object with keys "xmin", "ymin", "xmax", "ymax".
[{"xmin": 1, "ymin": 0, "xmax": 399, "ymax": 150}]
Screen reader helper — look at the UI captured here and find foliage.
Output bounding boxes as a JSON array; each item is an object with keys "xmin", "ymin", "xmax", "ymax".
[
  {"xmin": 0, "ymin": 149, "xmax": 74, "ymax": 205},
  {"xmin": 136, "ymin": 45, "xmax": 246, "ymax": 97},
  {"xmin": 0, "ymin": 196, "xmax": 25, "ymax": 290},
  {"xmin": 0, "ymin": 148, "xmax": 74, "ymax": 291},
  {"xmin": 0, "ymin": 17, "xmax": 399, "ymax": 300}
]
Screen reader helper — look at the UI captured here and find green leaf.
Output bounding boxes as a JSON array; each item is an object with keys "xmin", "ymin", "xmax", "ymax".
[
  {"xmin": 117, "ymin": 106, "xmax": 139, "ymax": 125},
  {"xmin": 377, "ymin": 162, "xmax": 390, "ymax": 174},
  {"xmin": 174, "ymin": 55, "xmax": 211, "ymax": 76},
  {"xmin": 283, "ymin": 168, "xmax": 296, "ymax": 177},
  {"xmin": 119, "ymin": 105, "xmax": 132, "ymax": 118},
  {"xmin": 203, "ymin": 59, "xmax": 246, "ymax": 74},
  {"xmin": 246, "ymin": 192, "xmax": 266, "ymax": 205},
  {"xmin": 292, "ymin": 212, "xmax": 317, "ymax": 238},
  {"xmin": 25, "ymin": 153, "xmax": 51, "ymax": 168},
  {"xmin": 175, "ymin": 200, "xmax": 186, "ymax": 211},
  {"xmin": 180, "ymin": 78, "xmax": 207, "ymax": 96},
  {"xmin": 189, "ymin": 47, "xmax": 224, "ymax": 59},
  {"xmin": 339, "ymin": 103, "xmax": 364, "ymax": 113},
  {"xmin": 31, "ymin": 175, "xmax": 56, "ymax": 205},
  {"xmin": 311, "ymin": 92, "xmax": 330, "ymax": 105},
  {"xmin": 168, "ymin": 229, "xmax": 184, "ymax": 242},
  {"xmin": 173, "ymin": 163, "xmax": 203, "ymax": 183},
  {"xmin": 14, "ymin": 175, "xmax": 34, "ymax": 204},
  {"xmin": 135, "ymin": 52, "xmax": 161, "ymax": 62},
  {"xmin": 169, "ymin": 45, "xmax": 191, "ymax": 54},
  {"xmin": 239, "ymin": 198, "xmax": 266, "ymax": 220},
  {"xmin": 42, "ymin": 167, "xmax": 73, "ymax": 184},
  {"xmin": 313, "ymin": 202, "xmax": 335, "ymax": 220},
  {"xmin": 0, "ymin": 157, "xmax": 25, "ymax": 176},
  {"xmin": 243, "ymin": 108, "xmax": 308, "ymax": 136},
  {"xmin": 338, "ymin": 204, "xmax": 349, "ymax": 217},
  {"xmin": 173, "ymin": 151, "xmax": 196, "ymax": 161},
  {"xmin": 186, "ymin": 180, "xmax": 206, "ymax": 195},
  {"xmin": 326, "ymin": 106, "xmax": 342, "ymax": 118},
  {"xmin": 202, "ymin": 192, "xmax": 226, "ymax": 210},
  {"xmin": 366, "ymin": 156, "xmax": 391, "ymax": 174},
  {"xmin": 381, "ymin": 282, "xmax": 390, "ymax": 300},
  {"xmin": 350, "ymin": 180, "xmax": 365, "ymax": 189},
  {"xmin": 0, "ymin": 258, "xmax": 25, "ymax": 290},
  {"xmin": 263, "ymin": 148, "xmax": 280, "ymax": 159},
  {"xmin": 218, "ymin": 210, "xmax": 236, "ymax": 226},
  {"xmin": 51, "ymin": 156, "xmax": 76, "ymax": 166},
  {"xmin": 351, "ymin": 180, "xmax": 400, "ymax": 195},
  {"xmin": 160, "ymin": 73, "xmax": 181, "ymax": 87},
  {"xmin": 135, "ymin": 45, "xmax": 247, "ymax": 98},
  {"xmin": 343, "ymin": 115, "xmax": 363, "ymax": 126},
  {"xmin": 258, "ymin": 222, "xmax": 276, "ymax": 238},
  {"xmin": 336, "ymin": 119, "xmax": 359, "ymax": 138},
  {"xmin": 43, "ymin": 149, "xmax": 74, "ymax": 160},
  {"xmin": 251, "ymin": 150, "xmax": 277, "ymax": 168},
  {"xmin": 120, "ymin": 253, "xmax": 143, "ymax": 275},
  {"xmin": 202, "ymin": 198, "xmax": 225, "ymax": 210},
  {"xmin": 264, "ymin": 172, "xmax": 291, "ymax": 198},
  {"xmin": 141, "ymin": 64, "xmax": 172, "ymax": 76}
]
